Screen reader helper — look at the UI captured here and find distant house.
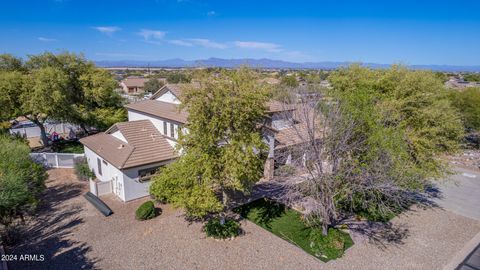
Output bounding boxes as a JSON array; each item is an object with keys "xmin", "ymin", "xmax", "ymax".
[
  {"xmin": 80, "ymin": 84, "xmax": 312, "ymax": 202},
  {"xmin": 120, "ymin": 77, "xmax": 166, "ymax": 94},
  {"xmin": 445, "ymin": 78, "xmax": 480, "ymax": 89}
]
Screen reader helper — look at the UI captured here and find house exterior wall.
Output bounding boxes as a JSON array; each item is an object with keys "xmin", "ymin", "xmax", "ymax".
[
  {"xmin": 155, "ymin": 90, "xmax": 181, "ymax": 104},
  {"xmin": 127, "ymin": 110, "xmax": 181, "ymax": 139},
  {"xmin": 84, "ymin": 146, "xmax": 126, "ymax": 201},
  {"xmin": 121, "ymin": 160, "xmax": 174, "ymax": 202}
]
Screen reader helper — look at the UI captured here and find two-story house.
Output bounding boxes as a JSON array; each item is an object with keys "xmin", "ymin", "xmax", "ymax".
[{"xmin": 80, "ymin": 84, "xmax": 309, "ymax": 202}]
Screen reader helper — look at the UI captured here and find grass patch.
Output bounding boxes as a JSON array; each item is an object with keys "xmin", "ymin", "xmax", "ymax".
[
  {"xmin": 53, "ymin": 141, "xmax": 84, "ymax": 153},
  {"xmin": 234, "ymin": 198, "xmax": 353, "ymax": 262}
]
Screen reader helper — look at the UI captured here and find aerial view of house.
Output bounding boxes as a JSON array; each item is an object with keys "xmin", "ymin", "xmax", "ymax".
[{"xmin": 1, "ymin": 1, "xmax": 480, "ymax": 270}]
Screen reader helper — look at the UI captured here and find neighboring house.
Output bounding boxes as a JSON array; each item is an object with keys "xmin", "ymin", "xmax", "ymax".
[
  {"xmin": 445, "ymin": 77, "xmax": 480, "ymax": 89},
  {"xmin": 120, "ymin": 77, "xmax": 166, "ymax": 94},
  {"xmin": 80, "ymin": 83, "xmax": 311, "ymax": 202}
]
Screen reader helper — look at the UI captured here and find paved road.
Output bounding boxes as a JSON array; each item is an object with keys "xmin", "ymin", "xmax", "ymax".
[{"xmin": 434, "ymin": 167, "xmax": 480, "ymax": 221}]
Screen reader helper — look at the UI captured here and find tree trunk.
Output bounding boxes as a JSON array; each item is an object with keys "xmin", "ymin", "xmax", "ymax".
[
  {"xmin": 80, "ymin": 123, "xmax": 89, "ymax": 135},
  {"xmin": 38, "ymin": 123, "xmax": 49, "ymax": 146},
  {"xmin": 322, "ymin": 223, "xmax": 328, "ymax": 236},
  {"xmin": 220, "ymin": 189, "xmax": 228, "ymax": 225}
]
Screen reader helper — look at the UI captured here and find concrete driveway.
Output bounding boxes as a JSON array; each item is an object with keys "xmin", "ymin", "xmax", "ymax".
[{"xmin": 434, "ymin": 167, "xmax": 480, "ymax": 221}]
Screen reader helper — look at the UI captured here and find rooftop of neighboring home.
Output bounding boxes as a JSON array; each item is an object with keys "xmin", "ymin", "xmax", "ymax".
[
  {"xmin": 120, "ymin": 77, "xmax": 149, "ymax": 88},
  {"xmin": 274, "ymin": 122, "xmax": 320, "ymax": 149},
  {"xmin": 80, "ymin": 120, "xmax": 177, "ymax": 169},
  {"xmin": 125, "ymin": 99, "xmax": 189, "ymax": 124}
]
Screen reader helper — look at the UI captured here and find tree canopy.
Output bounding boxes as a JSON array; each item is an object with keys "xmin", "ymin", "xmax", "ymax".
[
  {"xmin": 280, "ymin": 75, "xmax": 299, "ymax": 88},
  {"xmin": 0, "ymin": 52, "xmax": 126, "ymax": 145},
  {"xmin": 449, "ymin": 87, "xmax": 480, "ymax": 131},
  {"xmin": 144, "ymin": 78, "xmax": 164, "ymax": 93},
  {"xmin": 282, "ymin": 65, "xmax": 464, "ymax": 233},
  {"xmin": 150, "ymin": 68, "xmax": 269, "ymax": 218},
  {"xmin": 166, "ymin": 72, "xmax": 191, "ymax": 84}
]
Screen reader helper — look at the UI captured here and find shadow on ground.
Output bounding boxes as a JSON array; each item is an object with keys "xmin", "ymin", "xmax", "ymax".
[
  {"xmin": 228, "ymin": 178, "xmax": 448, "ymax": 249},
  {"xmin": 5, "ymin": 171, "xmax": 98, "ymax": 270}
]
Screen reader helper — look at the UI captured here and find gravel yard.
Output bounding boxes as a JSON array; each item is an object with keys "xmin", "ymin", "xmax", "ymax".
[{"xmin": 6, "ymin": 169, "xmax": 480, "ymax": 270}]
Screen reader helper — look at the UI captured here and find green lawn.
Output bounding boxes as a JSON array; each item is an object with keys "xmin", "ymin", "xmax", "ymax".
[
  {"xmin": 234, "ymin": 198, "xmax": 353, "ymax": 262},
  {"xmin": 53, "ymin": 141, "xmax": 84, "ymax": 154}
]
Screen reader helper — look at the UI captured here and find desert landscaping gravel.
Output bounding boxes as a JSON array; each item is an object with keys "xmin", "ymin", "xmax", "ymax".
[{"xmin": 7, "ymin": 169, "xmax": 480, "ymax": 270}]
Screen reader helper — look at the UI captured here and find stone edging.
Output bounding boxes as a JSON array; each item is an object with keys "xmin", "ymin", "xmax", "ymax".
[{"xmin": 443, "ymin": 230, "xmax": 480, "ymax": 270}]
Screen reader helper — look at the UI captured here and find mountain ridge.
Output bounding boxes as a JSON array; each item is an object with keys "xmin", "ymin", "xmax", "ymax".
[{"xmin": 95, "ymin": 57, "xmax": 480, "ymax": 72}]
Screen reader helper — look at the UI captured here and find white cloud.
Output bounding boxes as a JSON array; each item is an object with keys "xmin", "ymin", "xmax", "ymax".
[
  {"xmin": 138, "ymin": 29, "xmax": 166, "ymax": 42},
  {"xmin": 207, "ymin": 10, "xmax": 216, "ymax": 16},
  {"xmin": 168, "ymin": 39, "xmax": 194, "ymax": 47},
  {"xmin": 93, "ymin": 26, "xmax": 121, "ymax": 36},
  {"xmin": 188, "ymin": 38, "xmax": 227, "ymax": 49},
  {"xmin": 234, "ymin": 41, "xmax": 282, "ymax": 52},
  {"xmin": 38, "ymin": 37, "xmax": 57, "ymax": 42}
]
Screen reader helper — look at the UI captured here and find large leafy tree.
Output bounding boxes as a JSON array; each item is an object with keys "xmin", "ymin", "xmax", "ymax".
[
  {"xmin": 450, "ymin": 87, "xmax": 480, "ymax": 131},
  {"xmin": 0, "ymin": 52, "xmax": 126, "ymax": 145},
  {"xmin": 0, "ymin": 135, "xmax": 47, "ymax": 238},
  {"xmin": 143, "ymin": 78, "xmax": 164, "ymax": 93},
  {"xmin": 150, "ymin": 68, "xmax": 269, "ymax": 218},
  {"xmin": 283, "ymin": 65, "xmax": 464, "ymax": 234}
]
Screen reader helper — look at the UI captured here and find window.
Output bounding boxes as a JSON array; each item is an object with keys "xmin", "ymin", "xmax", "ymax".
[
  {"xmin": 163, "ymin": 121, "xmax": 167, "ymax": 135},
  {"xmin": 138, "ymin": 166, "xmax": 160, "ymax": 182},
  {"xmin": 170, "ymin": 123, "xmax": 175, "ymax": 138},
  {"xmin": 97, "ymin": 158, "xmax": 102, "ymax": 176}
]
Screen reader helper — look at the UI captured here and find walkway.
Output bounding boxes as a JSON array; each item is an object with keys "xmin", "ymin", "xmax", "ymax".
[{"xmin": 434, "ymin": 166, "xmax": 480, "ymax": 221}]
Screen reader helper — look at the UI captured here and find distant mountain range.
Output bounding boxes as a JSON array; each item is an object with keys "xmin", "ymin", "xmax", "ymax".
[{"xmin": 95, "ymin": 57, "xmax": 480, "ymax": 72}]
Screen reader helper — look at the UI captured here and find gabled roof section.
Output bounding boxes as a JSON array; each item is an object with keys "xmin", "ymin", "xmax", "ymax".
[
  {"xmin": 80, "ymin": 133, "xmax": 134, "ymax": 169},
  {"xmin": 121, "ymin": 77, "xmax": 149, "ymax": 88},
  {"xmin": 151, "ymin": 84, "xmax": 184, "ymax": 101},
  {"xmin": 125, "ymin": 100, "xmax": 188, "ymax": 124},
  {"xmin": 274, "ymin": 122, "xmax": 322, "ymax": 149},
  {"xmin": 80, "ymin": 120, "xmax": 177, "ymax": 169},
  {"xmin": 265, "ymin": 100, "xmax": 296, "ymax": 113}
]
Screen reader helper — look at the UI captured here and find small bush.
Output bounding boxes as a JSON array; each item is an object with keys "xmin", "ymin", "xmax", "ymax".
[
  {"xmin": 74, "ymin": 158, "xmax": 94, "ymax": 181},
  {"xmin": 204, "ymin": 217, "xmax": 240, "ymax": 239},
  {"xmin": 135, "ymin": 201, "xmax": 156, "ymax": 220},
  {"xmin": 274, "ymin": 165, "xmax": 296, "ymax": 177}
]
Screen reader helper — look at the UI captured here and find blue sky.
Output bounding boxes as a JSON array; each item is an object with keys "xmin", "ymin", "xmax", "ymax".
[{"xmin": 1, "ymin": 0, "xmax": 479, "ymax": 65}]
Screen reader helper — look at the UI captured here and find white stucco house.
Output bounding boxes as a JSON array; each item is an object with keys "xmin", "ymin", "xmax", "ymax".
[{"xmin": 80, "ymin": 83, "xmax": 310, "ymax": 202}]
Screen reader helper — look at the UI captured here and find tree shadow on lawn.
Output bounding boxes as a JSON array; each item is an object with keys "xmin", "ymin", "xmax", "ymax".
[{"xmin": 5, "ymin": 176, "xmax": 98, "ymax": 270}]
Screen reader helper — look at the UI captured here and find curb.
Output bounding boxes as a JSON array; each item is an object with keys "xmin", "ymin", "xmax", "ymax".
[{"xmin": 443, "ymin": 230, "xmax": 480, "ymax": 270}]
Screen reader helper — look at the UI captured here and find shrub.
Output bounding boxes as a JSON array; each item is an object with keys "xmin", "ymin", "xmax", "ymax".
[
  {"xmin": 274, "ymin": 164, "xmax": 296, "ymax": 177},
  {"xmin": 204, "ymin": 217, "xmax": 240, "ymax": 239},
  {"xmin": 135, "ymin": 201, "xmax": 156, "ymax": 220},
  {"xmin": 74, "ymin": 158, "xmax": 94, "ymax": 181},
  {"xmin": 0, "ymin": 135, "xmax": 47, "ymax": 242}
]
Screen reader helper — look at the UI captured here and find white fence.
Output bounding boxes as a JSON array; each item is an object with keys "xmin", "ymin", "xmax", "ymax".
[
  {"xmin": 89, "ymin": 179, "xmax": 112, "ymax": 196},
  {"xmin": 30, "ymin": 153, "xmax": 85, "ymax": 168},
  {"xmin": 10, "ymin": 123, "xmax": 80, "ymax": 138}
]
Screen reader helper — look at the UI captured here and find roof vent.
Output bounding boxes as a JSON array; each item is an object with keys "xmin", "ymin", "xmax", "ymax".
[{"xmin": 117, "ymin": 144, "xmax": 125, "ymax": 149}]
